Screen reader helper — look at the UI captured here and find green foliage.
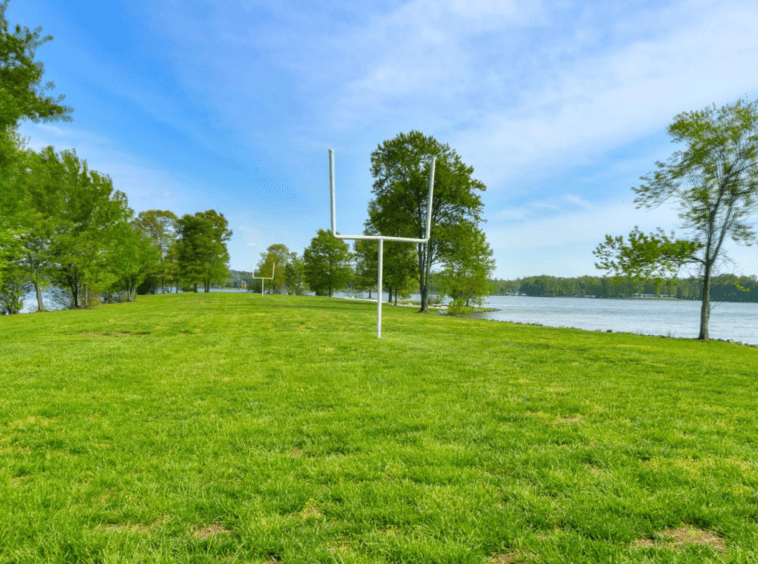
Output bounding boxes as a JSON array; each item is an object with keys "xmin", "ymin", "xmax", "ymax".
[
  {"xmin": 13, "ymin": 148, "xmax": 58, "ymax": 311},
  {"xmin": 255, "ymin": 250, "xmax": 279, "ymax": 294},
  {"xmin": 0, "ymin": 134, "xmax": 29, "ymax": 288},
  {"xmin": 383, "ymin": 242, "xmax": 418, "ymax": 304},
  {"xmin": 438, "ymin": 223, "xmax": 495, "ymax": 308},
  {"xmin": 175, "ymin": 210, "xmax": 232, "ymax": 292},
  {"xmin": 0, "ymin": 231, "xmax": 23, "ymax": 313},
  {"xmin": 134, "ymin": 209, "xmax": 178, "ymax": 293},
  {"xmin": 303, "ymin": 229, "xmax": 353, "ymax": 297},
  {"xmin": 108, "ymin": 220, "xmax": 161, "ymax": 301},
  {"xmin": 0, "ymin": 0, "xmax": 70, "ymax": 168},
  {"xmin": 594, "ymin": 226, "xmax": 702, "ymax": 280},
  {"xmin": 490, "ymin": 274, "xmax": 758, "ymax": 302},
  {"xmin": 257, "ymin": 244, "xmax": 288, "ymax": 293},
  {"xmin": 283, "ymin": 252, "xmax": 306, "ymax": 295},
  {"xmin": 33, "ymin": 147, "xmax": 130, "ymax": 308},
  {"xmin": 0, "ymin": 222, "xmax": 20, "ymax": 288},
  {"xmin": 1, "ymin": 293, "xmax": 758, "ymax": 561},
  {"xmin": 0, "ymin": 0, "xmax": 71, "ymax": 306},
  {"xmin": 0, "ymin": 274, "xmax": 23, "ymax": 314},
  {"xmin": 595, "ymin": 97, "xmax": 758, "ymax": 339},
  {"xmin": 369, "ymin": 131, "xmax": 486, "ymax": 311},
  {"xmin": 352, "ymin": 238, "xmax": 378, "ymax": 295}
]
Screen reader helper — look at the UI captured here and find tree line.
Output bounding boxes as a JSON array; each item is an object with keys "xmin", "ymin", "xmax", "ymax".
[
  {"xmin": 0, "ymin": 3, "xmax": 234, "ymax": 313},
  {"xmin": 489, "ymin": 275, "xmax": 758, "ymax": 302}
]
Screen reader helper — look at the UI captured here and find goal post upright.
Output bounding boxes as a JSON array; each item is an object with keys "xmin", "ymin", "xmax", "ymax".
[
  {"xmin": 252, "ymin": 262, "xmax": 276, "ymax": 296},
  {"xmin": 328, "ymin": 149, "xmax": 435, "ymax": 338}
]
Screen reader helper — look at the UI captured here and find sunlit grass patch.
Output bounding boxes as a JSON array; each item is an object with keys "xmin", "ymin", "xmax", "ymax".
[{"xmin": 1, "ymin": 292, "xmax": 757, "ymax": 563}]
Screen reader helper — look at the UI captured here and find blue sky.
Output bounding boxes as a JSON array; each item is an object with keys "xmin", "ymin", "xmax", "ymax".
[{"xmin": 11, "ymin": 0, "xmax": 758, "ymax": 278}]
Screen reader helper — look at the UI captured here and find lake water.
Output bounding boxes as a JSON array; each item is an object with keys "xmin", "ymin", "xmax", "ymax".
[
  {"xmin": 341, "ymin": 292, "xmax": 758, "ymax": 345},
  {"xmin": 472, "ymin": 296, "xmax": 758, "ymax": 345}
]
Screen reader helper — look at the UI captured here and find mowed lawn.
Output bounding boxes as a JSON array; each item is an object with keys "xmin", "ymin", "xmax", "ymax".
[{"xmin": 1, "ymin": 293, "xmax": 757, "ymax": 564}]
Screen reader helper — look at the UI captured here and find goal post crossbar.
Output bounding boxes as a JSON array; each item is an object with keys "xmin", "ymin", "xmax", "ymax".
[{"xmin": 328, "ymin": 149, "xmax": 436, "ymax": 338}]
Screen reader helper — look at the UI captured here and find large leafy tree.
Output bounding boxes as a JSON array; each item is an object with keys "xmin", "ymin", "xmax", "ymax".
[
  {"xmin": 255, "ymin": 251, "xmax": 278, "ymax": 294},
  {"xmin": 135, "ymin": 209, "xmax": 178, "ymax": 293},
  {"xmin": 33, "ymin": 147, "xmax": 130, "ymax": 308},
  {"xmin": 257, "ymin": 243, "xmax": 288, "ymax": 293},
  {"xmin": 109, "ymin": 219, "xmax": 160, "ymax": 302},
  {"xmin": 284, "ymin": 252, "xmax": 307, "ymax": 295},
  {"xmin": 15, "ymin": 146, "xmax": 63, "ymax": 311},
  {"xmin": 303, "ymin": 229, "xmax": 353, "ymax": 297},
  {"xmin": 369, "ymin": 131, "xmax": 486, "ymax": 312},
  {"xmin": 595, "ymin": 98, "xmax": 758, "ymax": 340},
  {"xmin": 438, "ymin": 224, "xmax": 495, "ymax": 310},
  {"xmin": 175, "ymin": 210, "xmax": 232, "ymax": 292}
]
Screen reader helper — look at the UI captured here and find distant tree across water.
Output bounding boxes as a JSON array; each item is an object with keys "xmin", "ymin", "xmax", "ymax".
[{"xmin": 487, "ymin": 275, "xmax": 758, "ymax": 303}]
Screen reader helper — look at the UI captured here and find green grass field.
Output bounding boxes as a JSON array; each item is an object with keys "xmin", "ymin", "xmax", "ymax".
[{"xmin": 1, "ymin": 293, "xmax": 757, "ymax": 563}]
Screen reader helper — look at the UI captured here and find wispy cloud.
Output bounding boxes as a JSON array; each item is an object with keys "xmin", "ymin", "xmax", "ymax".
[
  {"xmin": 492, "ymin": 193, "xmax": 595, "ymax": 221},
  {"xmin": 15, "ymin": 0, "xmax": 758, "ymax": 277}
]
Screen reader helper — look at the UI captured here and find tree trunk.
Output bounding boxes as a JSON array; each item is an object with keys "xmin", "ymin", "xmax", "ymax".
[
  {"xmin": 194, "ymin": 283, "xmax": 198, "ymax": 293},
  {"xmin": 388, "ymin": 288, "xmax": 393, "ymax": 304},
  {"xmin": 698, "ymin": 263, "xmax": 712, "ymax": 340},
  {"xmin": 66, "ymin": 271, "xmax": 80, "ymax": 308},
  {"xmin": 419, "ymin": 282, "xmax": 429, "ymax": 313},
  {"xmin": 417, "ymin": 242, "xmax": 432, "ymax": 313},
  {"xmin": 368, "ymin": 288, "xmax": 372, "ymax": 299},
  {"xmin": 33, "ymin": 282, "xmax": 45, "ymax": 312}
]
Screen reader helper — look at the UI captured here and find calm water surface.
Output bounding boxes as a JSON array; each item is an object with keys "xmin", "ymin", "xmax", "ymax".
[{"xmin": 473, "ymin": 296, "xmax": 758, "ymax": 345}]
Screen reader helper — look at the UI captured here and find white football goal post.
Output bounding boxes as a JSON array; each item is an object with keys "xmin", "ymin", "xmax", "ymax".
[
  {"xmin": 252, "ymin": 261, "xmax": 275, "ymax": 296},
  {"xmin": 328, "ymin": 149, "xmax": 435, "ymax": 338}
]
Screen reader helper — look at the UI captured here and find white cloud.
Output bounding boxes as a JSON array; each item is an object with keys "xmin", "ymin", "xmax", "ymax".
[
  {"xmin": 20, "ymin": 0, "xmax": 758, "ymax": 280},
  {"xmin": 451, "ymin": 0, "xmax": 758, "ymax": 190},
  {"xmin": 491, "ymin": 193, "xmax": 597, "ymax": 221},
  {"xmin": 487, "ymin": 196, "xmax": 758, "ymax": 278}
]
